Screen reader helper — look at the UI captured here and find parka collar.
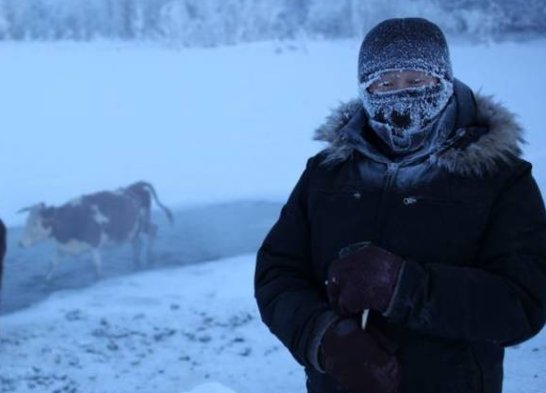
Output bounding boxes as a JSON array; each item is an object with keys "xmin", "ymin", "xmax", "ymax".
[{"xmin": 314, "ymin": 80, "xmax": 524, "ymax": 177}]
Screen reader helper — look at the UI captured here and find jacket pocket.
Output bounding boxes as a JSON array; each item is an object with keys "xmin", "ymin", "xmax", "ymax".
[
  {"xmin": 393, "ymin": 194, "xmax": 489, "ymax": 265},
  {"xmin": 308, "ymin": 188, "xmax": 379, "ymax": 272},
  {"xmin": 399, "ymin": 339, "xmax": 485, "ymax": 393}
]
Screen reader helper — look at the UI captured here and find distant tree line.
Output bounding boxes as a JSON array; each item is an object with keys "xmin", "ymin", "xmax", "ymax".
[{"xmin": 0, "ymin": 0, "xmax": 543, "ymax": 44}]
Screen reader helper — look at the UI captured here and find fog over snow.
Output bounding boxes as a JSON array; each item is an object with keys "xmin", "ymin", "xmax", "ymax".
[
  {"xmin": 0, "ymin": 38, "xmax": 545, "ymax": 393},
  {"xmin": 0, "ymin": 39, "xmax": 545, "ymax": 226}
]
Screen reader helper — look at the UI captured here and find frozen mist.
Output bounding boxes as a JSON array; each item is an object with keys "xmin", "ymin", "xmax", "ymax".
[
  {"xmin": 0, "ymin": 38, "xmax": 545, "ymax": 393},
  {"xmin": 0, "ymin": 39, "xmax": 545, "ymax": 227},
  {"xmin": 1, "ymin": 201, "xmax": 281, "ymax": 315}
]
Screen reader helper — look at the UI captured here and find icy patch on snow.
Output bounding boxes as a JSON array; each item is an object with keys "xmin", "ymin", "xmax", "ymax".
[{"xmin": 181, "ymin": 383, "xmax": 238, "ymax": 393}]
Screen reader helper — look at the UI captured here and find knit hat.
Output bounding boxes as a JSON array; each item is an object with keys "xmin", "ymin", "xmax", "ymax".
[{"xmin": 358, "ymin": 18, "xmax": 453, "ymax": 86}]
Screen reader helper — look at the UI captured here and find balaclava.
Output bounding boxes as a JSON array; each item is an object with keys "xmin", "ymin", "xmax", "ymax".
[{"xmin": 358, "ymin": 18, "xmax": 454, "ymax": 155}]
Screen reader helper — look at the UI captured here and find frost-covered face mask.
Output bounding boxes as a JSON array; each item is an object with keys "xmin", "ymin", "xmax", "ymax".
[{"xmin": 360, "ymin": 76, "xmax": 454, "ymax": 153}]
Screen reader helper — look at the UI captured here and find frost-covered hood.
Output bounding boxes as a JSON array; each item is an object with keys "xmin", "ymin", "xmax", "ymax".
[{"xmin": 314, "ymin": 80, "xmax": 524, "ymax": 177}]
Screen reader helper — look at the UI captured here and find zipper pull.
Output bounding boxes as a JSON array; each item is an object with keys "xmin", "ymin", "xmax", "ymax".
[
  {"xmin": 387, "ymin": 162, "xmax": 399, "ymax": 172},
  {"xmin": 403, "ymin": 197, "xmax": 418, "ymax": 206}
]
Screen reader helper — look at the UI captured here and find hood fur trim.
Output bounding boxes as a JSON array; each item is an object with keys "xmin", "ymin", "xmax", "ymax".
[{"xmin": 314, "ymin": 93, "xmax": 524, "ymax": 176}]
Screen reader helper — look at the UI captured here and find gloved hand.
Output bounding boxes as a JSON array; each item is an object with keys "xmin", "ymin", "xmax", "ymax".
[
  {"xmin": 320, "ymin": 318, "xmax": 400, "ymax": 393},
  {"xmin": 327, "ymin": 243, "xmax": 404, "ymax": 316}
]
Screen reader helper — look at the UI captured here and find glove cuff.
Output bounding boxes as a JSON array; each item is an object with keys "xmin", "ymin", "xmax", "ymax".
[
  {"xmin": 382, "ymin": 259, "xmax": 407, "ymax": 317},
  {"xmin": 307, "ymin": 310, "xmax": 340, "ymax": 373}
]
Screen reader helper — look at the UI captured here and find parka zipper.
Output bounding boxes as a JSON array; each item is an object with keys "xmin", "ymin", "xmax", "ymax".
[
  {"xmin": 402, "ymin": 196, "xmax": 466, "ymax": 206},
  {"xmin": 374, "ymin": 162, "xmax": 400, "ymax": 245}
]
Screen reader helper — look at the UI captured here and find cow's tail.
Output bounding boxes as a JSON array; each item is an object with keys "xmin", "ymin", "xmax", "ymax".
[{"xmin": 135, "ymin": 182, "xmax": 174, "ymax": 225}]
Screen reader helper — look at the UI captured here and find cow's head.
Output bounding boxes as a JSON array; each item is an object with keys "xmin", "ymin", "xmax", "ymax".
[{"xmin": 18, "ymin": 203, "xmax": 53, "ymax": 248}]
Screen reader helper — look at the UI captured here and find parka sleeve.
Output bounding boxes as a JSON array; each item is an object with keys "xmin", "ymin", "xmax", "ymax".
[
  {"xmin": 386, "ymin": 161, "xmax": 546, "ymax": 346},
  {"xmin": 254, "ymin": 158, "xmax": 337, "ymax": 369}
]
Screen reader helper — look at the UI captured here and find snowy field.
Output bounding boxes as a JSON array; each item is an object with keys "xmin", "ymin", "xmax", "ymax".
[
  {"xmin": 1, "ymin": 255, "xmax": 545, "ymax": 393},
  {"xmin": 0, "ymin": 38, "xmax": 546, "ymax": 393},
  {"xmin": 0, "ymin": 255, "xmax": 305, "ymax": 393}
]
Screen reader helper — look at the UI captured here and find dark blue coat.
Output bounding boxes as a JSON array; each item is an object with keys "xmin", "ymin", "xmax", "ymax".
[{"xmin": 255, "ymin": 81, "xmax": 546, "ymax": 393}]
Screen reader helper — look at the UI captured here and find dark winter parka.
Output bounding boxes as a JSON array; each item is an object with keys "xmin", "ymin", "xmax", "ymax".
[{"xmin": 254, "ymin": 80, "xmax": 546, "ymax": 393}]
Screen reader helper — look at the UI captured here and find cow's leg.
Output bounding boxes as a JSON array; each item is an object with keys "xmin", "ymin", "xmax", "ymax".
[
  {"xmin": 91, "ymin": 249, "xmax": 102, "ymax": 278},
  {"xmin": 132, "ymin": 236, "xmax": 142, "ymax": 269},
  {"xmin": 146, "ymin": 223, "xmax": 158, "ymax": 266},
  {"xmin": 45, "ymin": 249, "xmax": 63, "ymax": 281}
]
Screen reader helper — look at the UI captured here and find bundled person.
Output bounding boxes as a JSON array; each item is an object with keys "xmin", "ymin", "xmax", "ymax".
[{"xmin": 254, "ymin": 17, "xmax": 546, "ymax": 393}]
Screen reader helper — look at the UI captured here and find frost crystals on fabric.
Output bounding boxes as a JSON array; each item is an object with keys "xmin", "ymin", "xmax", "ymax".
[{"xmin": 359, "ymin": 78, "xmax": 454, "ymax": 154}]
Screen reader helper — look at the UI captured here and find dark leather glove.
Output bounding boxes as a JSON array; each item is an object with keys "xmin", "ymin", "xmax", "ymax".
[
  {"xmin": 327, "ymin": 243, "xmax": 404, "ymax": 316},
  {"xmin": 320, "ymin": 318, "xmax": 400, "ymax": 393}
]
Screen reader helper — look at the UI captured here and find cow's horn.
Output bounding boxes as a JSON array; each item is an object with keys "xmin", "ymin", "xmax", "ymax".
[{"xmin": 17, "ymin": 203, "xmax": 43, "ymax": 214}]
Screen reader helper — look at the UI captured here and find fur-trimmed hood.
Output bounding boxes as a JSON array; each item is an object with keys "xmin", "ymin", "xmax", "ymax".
[{"xmin": 314, "ymin": 83, "xmax": 525, "ymax": 177}]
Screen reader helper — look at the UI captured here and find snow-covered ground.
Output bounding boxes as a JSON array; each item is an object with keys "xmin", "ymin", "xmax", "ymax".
[
  {"xmin": 0, "ymin": 39, "xmax": 545, "ymax": 226},
  {"xmin": 1, "ymin": 255, "xmax": 545, "ymax": 393},
  {"xmin": 0, "ymin": 255, "xmax": 305, "ymax": 393}
]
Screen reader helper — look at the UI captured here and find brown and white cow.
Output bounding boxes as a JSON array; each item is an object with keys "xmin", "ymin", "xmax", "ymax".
[{"xmin": 18, "ymin": 181, "xmax": 173, "ymax": 280}]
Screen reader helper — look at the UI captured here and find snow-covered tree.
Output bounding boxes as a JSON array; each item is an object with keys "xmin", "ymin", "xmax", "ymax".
[{"xmin": 0, "ymin": 0, "xmax": 543, "ymax": 43}]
